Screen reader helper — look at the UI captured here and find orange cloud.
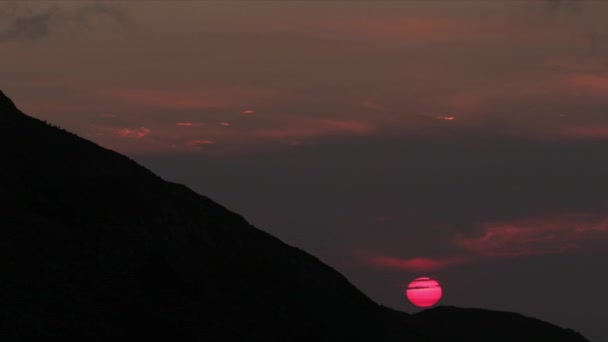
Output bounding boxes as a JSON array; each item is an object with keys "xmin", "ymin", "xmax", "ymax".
[
  {"xmin": 454, "ymin": 214, "xmax": 608, "ymax": 258},
  {"xmin": 369, "ymin": 256, "xmax": 468, "ymax": 272},
  {"xmin": 118, "ymin": 127, "xmax": 151, "ymax": 139},
  {"xmin": 177, "ymin": 122, "xmax": 195, "ymax": 126}
]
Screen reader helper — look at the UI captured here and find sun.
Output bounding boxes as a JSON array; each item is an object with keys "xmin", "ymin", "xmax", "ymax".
[{"xmin": 406, "ymin": 277, "xmax": 442, "ymax": 308}]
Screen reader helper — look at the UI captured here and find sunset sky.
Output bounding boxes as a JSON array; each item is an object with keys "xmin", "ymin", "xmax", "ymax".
[{"xmin": 2, "ymin": 1, "xmax": 608, "ymax": 340}]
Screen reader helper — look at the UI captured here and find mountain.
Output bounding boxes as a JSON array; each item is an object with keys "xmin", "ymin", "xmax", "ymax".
[
  {"xmin": 410, "ymin": 306, "xmax": 589, "ymax": 342},
  {"xmin": 0, "ymin": 89, "xmax": 589, "ymax": 341}
]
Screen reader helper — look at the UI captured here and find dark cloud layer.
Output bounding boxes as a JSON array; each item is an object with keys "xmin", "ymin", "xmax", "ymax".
[{"xmin": 0, "ymin": 2, "xmax": 126, "ymax": 42}]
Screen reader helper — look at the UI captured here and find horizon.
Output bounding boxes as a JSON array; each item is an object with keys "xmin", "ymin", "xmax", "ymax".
[{"xmin": 2, "ymin": 1, "xmax": 608, "ymax": 340}]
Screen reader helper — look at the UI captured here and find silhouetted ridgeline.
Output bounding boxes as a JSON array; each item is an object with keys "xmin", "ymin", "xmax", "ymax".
[
  {"xmin": 0, "ymin": 89, "xmax": 589, "ymax": 341},
  {"xmin": 411, "ymin": 306, "xmax": 588, "ymax": 342}
]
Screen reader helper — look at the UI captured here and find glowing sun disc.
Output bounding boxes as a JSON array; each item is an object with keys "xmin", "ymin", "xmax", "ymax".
[{"xmin": 406, "ymin": 277, "xmax": 442, "ymax": 307}]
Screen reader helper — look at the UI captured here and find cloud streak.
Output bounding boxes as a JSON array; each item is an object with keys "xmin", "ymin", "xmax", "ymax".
[
  {"xmin": 368, "ymin": 213, "xmax": 608, "ymax": 273},
  {"xmin": 186, "ymin": 139, "xmax": 214, "ymax": 150},
  {"xmin": 455, "ymin": 214, "xmax": 608, "ymax": 258},
  {"xmin": 118, "ymin": 127, "xmax": 151, "ymax": 139},
  {"xmin": 369, "ymin": 256, "xmax": 468, "ymax": 272}
]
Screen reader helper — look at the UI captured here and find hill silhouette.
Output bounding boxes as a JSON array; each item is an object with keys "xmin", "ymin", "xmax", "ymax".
[
  {"xmin": 411, "ymin": 306, "xmax": 588, "ymax": 342},
  {"xmin": 0, "ymin": 89, "xmax": 589, "ymax": 341}
]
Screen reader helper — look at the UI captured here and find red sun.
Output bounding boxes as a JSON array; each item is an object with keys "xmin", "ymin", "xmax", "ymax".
[{"xmin": 406, "ymin": 277, "xmax": 442, "ymax": 308}]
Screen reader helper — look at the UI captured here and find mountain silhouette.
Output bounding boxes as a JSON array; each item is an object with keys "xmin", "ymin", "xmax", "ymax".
[
  {"xmin": 0, "ymin": 89, "xmax": 589, "ymax": 341},
  {"xmin": 410, "ymin": 306, "xmax": 589, "ymax": 342}
]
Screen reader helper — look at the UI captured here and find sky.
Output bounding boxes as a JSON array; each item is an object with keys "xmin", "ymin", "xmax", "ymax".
[{"xmin": 2, "ymin": 0, "xmax": 608, "ymax": 340}]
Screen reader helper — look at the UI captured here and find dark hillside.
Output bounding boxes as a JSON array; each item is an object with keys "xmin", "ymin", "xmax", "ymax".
[{"xmin": 411, "ymin": 306, "xmax": 589, "ymax": 342}]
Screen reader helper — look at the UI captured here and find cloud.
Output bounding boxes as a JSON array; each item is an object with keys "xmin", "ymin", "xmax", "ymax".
[
  {"xmin": 0, "ymin": 2, "xmax": 126, "ymax": 43},
  {"xmin": 0, "ymin": 10, "xmax": 53, "ymax": 42},
  {"xmin": 366, "ymin": 212, "xmax": 608, "ymax": 272},
  {"xmin": 118, "ymin": 127, "xmax": 151, "ymax": 139},
  {"xmin": 369, "ymin": 256, "xmax": 468, "ymax": 272},
  {"xmin": 436, "ymin": 116, "xmax": 456, "ymax": 121},
  {"xmin": 544, "ymin": 0, "xmax": 583, "ymax": 16},
  {"xmin": 454, "ymin": 214, "xmax": 608, "ymax": 258},
  {"xmin": 186, "ymin": 139, "xmax": 214, "ymax": 149},
  {"xmin": 565, "ymin": 74, "xmax": 608, "ymax": 96}
]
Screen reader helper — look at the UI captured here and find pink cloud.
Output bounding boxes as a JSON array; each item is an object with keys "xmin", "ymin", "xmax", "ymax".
[
  {"xmin": 118, "ymin": 127, "xmax": 151, "ymax": 139},
  {"xmin": 369, "ymin": 256, "xmax": 468, "ymax": 272},
  {"xmin": 436, "ymin": 116, "xmax": 456, "ymax": 121},
  {"xmin": 86, "ymin": 113, "xmax": 375, "ymax": 156},
  {"xmin": 565, "ymin": 74, "xmax": 608, "ymax": 96},
  {"xmin": 454, "ymin": 214, "xmax": 608, "ymax": 258},
  {"xmin": 365, "ymin": 213, "xmax": 608, "ymax": 273}
]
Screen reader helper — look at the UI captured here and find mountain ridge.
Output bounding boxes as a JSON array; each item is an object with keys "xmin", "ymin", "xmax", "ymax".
[{"xmin": 0, "ymin": 89, "xmax": 16, "ymax": 108}]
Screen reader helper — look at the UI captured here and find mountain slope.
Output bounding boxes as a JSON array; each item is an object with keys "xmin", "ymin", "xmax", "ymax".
[
  {"xmin": 411, "ymin": 306, "xmax": 589, "ymax": 342},
  {"xmin": 0, "ymin": 90, "xmax": 589, "ymax": 341}
]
